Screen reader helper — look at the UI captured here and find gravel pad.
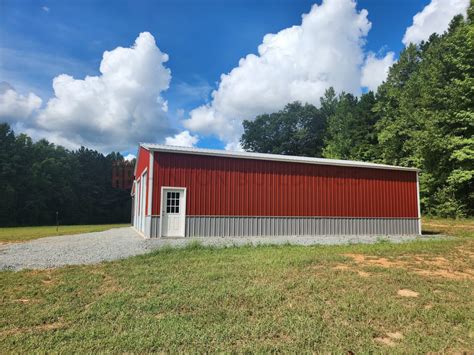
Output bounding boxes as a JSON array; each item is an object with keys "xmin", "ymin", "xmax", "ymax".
[{"xmin": 0, "ymin": 227, "xmax": 442, "ymax": 271}]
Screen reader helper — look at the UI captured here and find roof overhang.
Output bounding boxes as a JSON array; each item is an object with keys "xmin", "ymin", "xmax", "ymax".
[{"xmin": 140, "ymin": 143, "xmax": 420, "ymax": 172}]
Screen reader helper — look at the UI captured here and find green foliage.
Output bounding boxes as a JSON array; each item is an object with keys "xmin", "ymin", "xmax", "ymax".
[
  {"xmin": 0, "ymin": 124, "xmax": 131, "ymax": 226},
  {"xmin": 241, "ymin": 101, "xmax": 327, "ymax": 157},
  {"xmin": 323, "ymin": 91, "xmax": 380, "ymax": 161},
  {"xmin": 240, "ymin": 6, "xmax": 473, "ymax": 217},
  {"xmin": 375, "ymin": 11, "xmax": 473, "ymax": 217}
]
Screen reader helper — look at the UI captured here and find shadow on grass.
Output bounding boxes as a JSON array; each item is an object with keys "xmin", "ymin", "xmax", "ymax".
[{"xmin": 422, "ymin": 230, "xmax": 441, "ymax": 235}]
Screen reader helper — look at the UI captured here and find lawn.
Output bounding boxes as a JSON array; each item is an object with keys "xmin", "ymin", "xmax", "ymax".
[
  {"xmin": 0, "ymin": 224, "xmax": 130, "ymax": 243},
  {"xmin": 0, "ymin": 218, "xmax": 473, "ymax": 352}
]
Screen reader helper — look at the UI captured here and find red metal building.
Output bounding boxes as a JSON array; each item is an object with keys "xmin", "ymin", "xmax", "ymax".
[{"xmin": 132, "ymin": 144, "xmax": 421, "ymax": 238}]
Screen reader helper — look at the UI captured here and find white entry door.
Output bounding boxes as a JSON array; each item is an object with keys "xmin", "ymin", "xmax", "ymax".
[{"xmin": 161, "ymin": 188, "xmax": 186, "ymax": 237}]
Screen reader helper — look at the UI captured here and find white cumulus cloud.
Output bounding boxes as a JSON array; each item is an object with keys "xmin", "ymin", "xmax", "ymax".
[
  {"xmin": 0, "ymin": 83, "xmax": 42, "ymax": 123},
  {"xmin": 402, "ymin": 0, "xmax": 469, "ymax": 45},
  {"xmin": 124, "ymin": 153, "xmax": 136, "ymax": 161},
  {"xmin": 184, "ymin": 0, "xmax": 372, "ymax": 149},
  {"xmin": 36, "ymin": 32, "xmax": 173, "ymax": 151},
  {"xmin": 165, "ymin": 130, "xmax": 199, "ymax": 147},
  {"xmin": 360, "ymin": 51, "xmax": 396, "ymax": 91}
]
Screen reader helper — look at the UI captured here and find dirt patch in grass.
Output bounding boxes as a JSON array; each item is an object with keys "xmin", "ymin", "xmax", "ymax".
[
  {"xmin": 375, "ymin": 332, "xmax": 404, "ymax": 347},
  {"xmin": 344, "ymin": 253, "xmax": 405, "ymax": 268},
  {"xmin": 87, "ymin": 269, "xmax": 124, "ymax": 294},
  {"xmin": 342, "ymin": 246, "xmax": 474, "ymax": 280},
  {"xmin": 12, "ymin": 298, "xmax": 34, "ymax": 304},
  {"xmin": 397, "ymin": 289, "xmax": 419, "ymax": 297},
  {"xmin": 333, "ymin": 265, "xmax": 350, "ymax": 270},
  {"xmin": 332, "ymin": 264, "xmax": 371, "ymax": 277},
  {"xmin": 455, "ymin": 246, "xmax": 474, "ymax": 259},
  {"xmin": 425, "ymin": 223, "xmax": 474, "ymax": 230},
  {"xmin": 414, "ymin": 269, "xmax": 474, "ymax": 280},
  {"xmin": 0, "ymin": 321, "xmax": 67, "ymax": 337}
]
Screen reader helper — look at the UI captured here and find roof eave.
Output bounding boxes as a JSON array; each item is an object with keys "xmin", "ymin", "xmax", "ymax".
[{"xmin": 141, "ymin": 143, "xmax": 420, "ymax": 172}]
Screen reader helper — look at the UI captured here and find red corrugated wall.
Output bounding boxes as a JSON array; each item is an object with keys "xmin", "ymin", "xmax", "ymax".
[
  {"xmin": 135, "ymin": 146, "xmax": 150, "ymax": 213},
  {"xmin": 152, "ymin": 152, "xmax": 419, "ymax": 218}
]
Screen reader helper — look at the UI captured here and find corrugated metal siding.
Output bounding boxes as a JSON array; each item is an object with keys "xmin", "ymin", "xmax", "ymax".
[
  {"xmin": 152, "ymin": 152, "xmax": 418, "ymax": 218},
  {"xmin": 149, "ymin": 216, "xmax": 419, "ymax": 237},
  {"xmin": 185, "ymin": 217, "xmax": 419, "ymax": 237},
  {"xmin": 150, "ymin": 216, "xmax": 160, "ymax": 237},
  {"xmin": 135, "ymin": 146, "xmax": 149, "ymax": 177}
]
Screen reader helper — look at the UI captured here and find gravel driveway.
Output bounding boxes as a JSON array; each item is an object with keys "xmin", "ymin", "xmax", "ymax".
[{"xmin": 0, "ymin": 227, "xmax": 440, "ymax": 271}]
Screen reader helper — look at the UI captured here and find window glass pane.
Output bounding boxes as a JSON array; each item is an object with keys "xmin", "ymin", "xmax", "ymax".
[{"xmin": 164, "ymin": 190, "xmax": 184, "ymax": 214}]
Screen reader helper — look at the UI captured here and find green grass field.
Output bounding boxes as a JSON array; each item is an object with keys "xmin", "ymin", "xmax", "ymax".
[
  {"xmin": 0, "ymin": 218, "xmax": 473, "ymax": 352},
  {"xmin": 0, "ymin": 224, "xmax": 130, "ymax": 243}
]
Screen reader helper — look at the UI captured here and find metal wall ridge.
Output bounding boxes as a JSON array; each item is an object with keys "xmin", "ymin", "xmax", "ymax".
[
  {"xmin": 184, "ymin": 215, "xmax": 420, "ymax": 220},
  {"xmin": 152, "ymin": 152, "xmax": 419, "ymax": 218},
  {"xmin": 149, "ymin": 216, "xmax": 419, "ymax": 238}
]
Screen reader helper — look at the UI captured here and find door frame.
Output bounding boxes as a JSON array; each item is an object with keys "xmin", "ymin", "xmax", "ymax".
[
  {"xmin": 134, "ymin": 179, "xmax": 139, "ymax": 229},
  {"xmin": 134, "ymin": 168, "xmax": 147, "ymax": 234},
  {"xmin": 159, "ymin": 186, "xmax": 187, "ymax": 237},
  {"xmin": 139, "ymin": 171, "xmax": 147, "ymax": 233}
]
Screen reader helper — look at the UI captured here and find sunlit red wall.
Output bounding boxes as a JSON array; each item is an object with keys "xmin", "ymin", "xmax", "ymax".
[{"xmin": 152, "ymin": 152, "xmax": 419, "ymax": 218}]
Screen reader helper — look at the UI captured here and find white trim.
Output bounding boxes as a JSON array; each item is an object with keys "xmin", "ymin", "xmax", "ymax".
[
  {"xmin": 140, "ymin": 143, "xmax": 419, "ymax": 172},
  {"xmin": 416, "ymin": 171, "xmax": 422, "ymax": 235},
  {"xmin": 159, "ymin": 187, "xmax": 163, "ymax": 238},
  {"xmin": 135, "ymin": 167, "xmax": 147, "ymax": 183},
  {"xmin": 132, "ymin": 168, "xmax": 146, "ymax": 198},
  {"xmin": 135, "ymin": 169, "xmax": 148, "ymax": 235},
  {"xmin": 159, "ymin": 186, "xmax": 187, "ymax": 238},
  {"xmin": 147, "ymin": 151, "xmax": 154, "ymax": 216}
]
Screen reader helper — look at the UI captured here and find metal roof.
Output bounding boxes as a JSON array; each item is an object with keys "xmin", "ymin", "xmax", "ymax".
[{"xmin": 140, "ymin": 143, "xmax": 419, "ymax": 172}]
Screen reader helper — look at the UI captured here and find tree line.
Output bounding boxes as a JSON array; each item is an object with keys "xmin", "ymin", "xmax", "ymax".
[
  {"xmin": 0, "ymin": 123, "xmax": 132, "ymax": 226},
  {"xmin": 242, "ymin": 9, "xmax": 473, "ymax": 217}
]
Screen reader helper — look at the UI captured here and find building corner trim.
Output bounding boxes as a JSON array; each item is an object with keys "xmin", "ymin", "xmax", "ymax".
[
  {"xmin": 416, "ymin": 171, "xmax": 422, "ymax": 235},
  {"xmin": 147, "ymin": 151, "xmax": 154, "ymax": 238}
]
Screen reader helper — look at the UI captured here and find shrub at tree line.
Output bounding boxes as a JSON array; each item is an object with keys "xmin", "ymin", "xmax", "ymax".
[{"xmin": 242, "ymin": 10, "xmax": 473, "ymax": 218}]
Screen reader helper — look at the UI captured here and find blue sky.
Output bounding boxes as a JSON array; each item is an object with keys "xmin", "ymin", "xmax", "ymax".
[{"xmin": 0, "ymin": 0, "xmax": 468, "ymax": 156}]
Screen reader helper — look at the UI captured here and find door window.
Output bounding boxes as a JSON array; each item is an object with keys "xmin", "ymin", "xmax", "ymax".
[{"xmin": 166, "ymin": 191, "xmax": 180, "ymax": 214}]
